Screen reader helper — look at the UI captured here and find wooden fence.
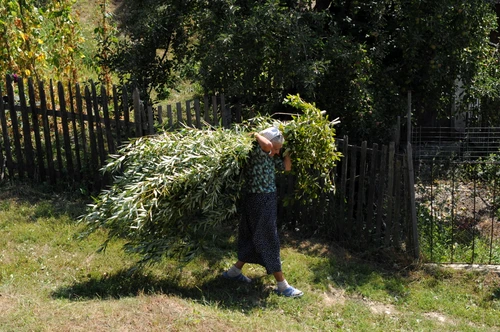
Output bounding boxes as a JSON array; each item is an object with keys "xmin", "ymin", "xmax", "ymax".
[
  {"xmin": 0, "ymin": 75, "xmax": 237, "ymax": 189},
  {"xmin": 0, "ymin": 76, "xmax": 419, "ymax": 258},
  {"xmin": 278, "ymin": 139, "xmax": 419, "ymax": 258}
]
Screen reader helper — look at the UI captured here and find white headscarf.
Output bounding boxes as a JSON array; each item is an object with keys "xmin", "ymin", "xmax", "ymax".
[{"xmin": 259, "ymin": 127, "xmax": 284, "ymax": 144}]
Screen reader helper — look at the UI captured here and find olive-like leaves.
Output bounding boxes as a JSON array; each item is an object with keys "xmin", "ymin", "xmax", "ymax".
[{"xmin": 79, "ymin": 126, "xmax": 254, "ymax": 263}]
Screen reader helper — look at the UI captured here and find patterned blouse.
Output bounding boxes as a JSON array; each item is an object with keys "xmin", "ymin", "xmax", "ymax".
[{"xmin": 245, "ymin": 142, "xmax": 284, "ymax": 193}]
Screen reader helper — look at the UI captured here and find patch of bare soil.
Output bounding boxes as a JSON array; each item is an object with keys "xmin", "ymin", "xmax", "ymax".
[
  {"xmin": 418, "ymin": 181, "xmax": 500, "ymax": 240},
  {"xmin": 360, "ymin": 297, "xmax": 400, "ymax": 317},
  {"xmin": 423, "ymin": 312, "xmax": 455, "ymax": 325},
  {"xmin": 323, "ymin": 284, "xmax": 346, "ymax": 306}
]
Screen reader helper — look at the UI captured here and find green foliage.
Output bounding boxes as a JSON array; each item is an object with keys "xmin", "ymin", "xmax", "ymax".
[
  {"xmin": 0, "ymin": 0, "xmax": 85, "ymax": 83},
  {"xmin": 104, "ymin": 0, "xmax": 201, "ymax": 102},
  {"xmin": 281, "ymin": 94, "xmax": 342, "ymax": 201},
  {"xmin": 79, "ymin": 126, "xmax": 254, "ymax": 263},
  {"xmin": 107, "ymin": 0, "xmax": 498, "ymax": 143}
]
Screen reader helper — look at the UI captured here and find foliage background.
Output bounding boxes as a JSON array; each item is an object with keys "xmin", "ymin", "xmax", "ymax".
[{"xmin": 2, "ymin": 0, "xmax": 500, "ymax": 143}]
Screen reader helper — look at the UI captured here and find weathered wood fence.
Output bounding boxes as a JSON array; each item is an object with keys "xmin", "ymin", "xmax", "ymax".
[
  {"xmin": 278, "ymin": 139, "xmax": 419, "ymax": 258},
  {"xmin": 0, "ymin": 76, "xmax": 237, "ymax": 189},
  {"xmin": 0, "ymin": 76, "xmax": 419, "ymax": 257}
]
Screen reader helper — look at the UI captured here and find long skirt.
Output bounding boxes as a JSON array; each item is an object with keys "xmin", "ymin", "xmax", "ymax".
[{"xmin": 237, "ymin": 192, "xmax": 282, "ymax": 274}]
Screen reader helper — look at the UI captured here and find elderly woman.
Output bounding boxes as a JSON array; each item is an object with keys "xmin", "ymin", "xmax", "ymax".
[{"xmin": 222, "ymin": 127, "xmax": 303, "ymax": 298}]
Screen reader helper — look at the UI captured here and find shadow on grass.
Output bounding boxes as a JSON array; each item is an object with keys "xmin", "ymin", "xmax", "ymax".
[
  {"xmin": 0, "ymin": 181, "xmax": 88, "ymax": 220},
  {"xmin": 51, "ymin": 267, "xmax": 273, "ymax": 311},
  {"xmin": 281, "ymin": 233, "xmax": 415, "ymax": 302},
  {"xmin": 52, "ymin": 223, "xmax": 276, "ymax": 311}
]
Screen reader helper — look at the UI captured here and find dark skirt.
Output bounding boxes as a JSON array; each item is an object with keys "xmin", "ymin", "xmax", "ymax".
[{"xmin": 237, "ymin": 192, "xmax": 282, "ymax": 274}]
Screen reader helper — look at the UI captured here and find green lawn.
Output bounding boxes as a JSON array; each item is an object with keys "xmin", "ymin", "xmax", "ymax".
[{"xmin": 0, "ymin": 183, "xmax": 499, "ymax": 331}]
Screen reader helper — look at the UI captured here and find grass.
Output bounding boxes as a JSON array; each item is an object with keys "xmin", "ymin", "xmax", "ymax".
[{"xmin": 0, "ymin": 183, "xmax": 500, "ymax": 331}]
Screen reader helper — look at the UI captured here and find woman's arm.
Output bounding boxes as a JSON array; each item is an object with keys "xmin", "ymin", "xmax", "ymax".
[
  {"xmin": 283, "ymin": 153, "xmax": 292, "ymax": 171},
  {"xmin": 253, "ymin": 132, "xmax": 273, "ymax": 153}
]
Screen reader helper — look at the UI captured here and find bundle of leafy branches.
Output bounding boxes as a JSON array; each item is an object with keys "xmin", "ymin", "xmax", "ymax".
[{"xmin": 79, "ymin": 95, "xmax": 342, "ymax": 264}]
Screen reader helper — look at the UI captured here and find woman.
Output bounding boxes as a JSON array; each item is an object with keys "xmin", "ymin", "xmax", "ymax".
[{"xmin": 222, "ymin": 126, "xmax": 303, "ymax": 298}]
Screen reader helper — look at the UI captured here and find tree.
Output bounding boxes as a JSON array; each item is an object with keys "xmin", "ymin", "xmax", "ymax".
[
  {"xmin": 0, "ymin": 0, "xmax": 85, "ymax": 84},
  {"xmin": 105, "ymin": 0, "xmax": 499, "ymax": 143},
  {"xmin": 107, "ymin": 0, "xmax": 203, "ymax": 102}
]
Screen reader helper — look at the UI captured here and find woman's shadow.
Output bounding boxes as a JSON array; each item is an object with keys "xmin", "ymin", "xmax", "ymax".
[{"xmin": 51, "ymin": 230, "xmax": 275, "ymax": 311}]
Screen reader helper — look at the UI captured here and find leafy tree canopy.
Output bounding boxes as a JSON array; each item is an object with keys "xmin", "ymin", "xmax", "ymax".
[{"xmin": 101, "ymin": 0, "xmax": 500, "ymax": 142}]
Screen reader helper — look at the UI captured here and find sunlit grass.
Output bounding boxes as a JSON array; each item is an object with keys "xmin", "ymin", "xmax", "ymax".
[{"xmin": 0, "ymin": 183, "xmax": 499, "ymax": 331}]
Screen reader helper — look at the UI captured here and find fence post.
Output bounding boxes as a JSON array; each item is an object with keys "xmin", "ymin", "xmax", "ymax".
[
  {"xmin": 6, "ymin": 74, "xmax": 24, "ymax": 179},
  {"xmin": 58, "ymin": 82, "xmax": 74, "ymax": 180},
  {"xmin": 49, "ymin": 80, "xmax": 64, "ymax": 174},
  {"xmin": 18, "ymin": 78, "xmax": 35, "ymax": 180},
  {"xmin": 0, "ymin": 84, "xmax": 13, "ymax": 179},
  {"xmin": 407, "ymin": 90, "xmax": 412, "ymax": 144},
  {"xmin": 406, "ymin": 142, "xmax": 420, "ymax": 259},
  {"xmin": 68, "ymin": 82, "xmax": 82, "ymax": 181},
  {"xmin": 356, "ymin": 141, "xmax": 367, "ymax": 236},
  {"xmin": 133, "ymin": 88, "xmax": 142, "ymax": 136},
  {"xmin": 339, "ymin": 136, "xmax": 349, "ymax": 238}
]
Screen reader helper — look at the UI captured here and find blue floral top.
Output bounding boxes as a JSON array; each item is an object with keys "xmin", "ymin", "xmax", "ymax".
[{"xmin": 245, "ymin": 143, "xmax": 284, "ymax": 193}]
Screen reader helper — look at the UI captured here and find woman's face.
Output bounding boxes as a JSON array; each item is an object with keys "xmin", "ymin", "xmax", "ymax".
[{"xmin": 269, "ymin": 142, "xmax": 282, "ymax": 157}]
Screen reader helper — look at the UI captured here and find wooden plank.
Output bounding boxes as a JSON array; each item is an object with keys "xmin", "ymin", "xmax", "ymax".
[
  {"xmin": 17, "ymin": 78, "xmax": 35, "ymax": 179},
  {"xmin": 204, "ymin": 95, "xmax": 210, "ymax": 124},
  {"xmin": 157, "ymin": 105, "xmax": 163, "ymax": 125},
  {"xmin": 101, "ymin": 85, "xmax": 115, "ymax": 153},
  {"xmin": 112, "ymin": 85, "xmax": 122, "ymax": 148},
  {"xmin": 356, "ymin": 141, "xmax": 367, "ymax": 236},
  {"xmin": 194, "ymin": 99, "xmax": 201, "ymax": 128},
  {"xmin": 28, "ymin": 78, "xmax": 45, "ymax": 181},
  {"xmin": 58, "ymin": 82, "xmax": 74, "ymax": 179},
  {"xmin": 49, "ymin": 80, "xmax": 63, "ymax": 174},
  {"xmin": 84, "ymin": 86, "xmax": 99, "ymax": 178},
  {"xmin": 406, "ymin": 143, "xmax": 420, "ymax": 259},
  {"xmin": 133, "ymin": 88, "xmax": 142, "ymax": 137},
  {"xmin": 185, "ymin": 100, "xmax": 192, "ymax": 127},
  {"xmin": 376, "ymin": 145, "xmax": 388, "ymax": 243},
  {"xmin": 221, "ymin": 94, "xmax": 229, "ymax": 128},
  {"xmin": 6, "ymin": 75, "xmax": 24, "ymax": 178},
  {"xmin": 384, "ymin": 142, "xmax": 396, "ymax": 246},
  {"xmin": 212, "ymin": 96, "xmax": 218, "ymax": 126},
  {"xmin": 365, "ymin": 143, "xmax": 378, "ymax": 238},
  {"xmin": 338, "ymin": 136, "xmax": 349, "ymax": 235},
  {"xmin": 122, "ymin": 87, "xmax": 131, "ymax": 138},
  {"xmin": 176, "ymin": 102, "xmax": 183, "ymax": 126},
  {"xmin": 141, "ymin": 99, "xmax": 148, "ymax": 134},
  {"xmin": 392, "ymin": 159, "xmax": 403, "ymax": 246},
  {"xmin": 68, "ymin": 83, "xmax": 81, "ymax": 181},
  {"xmin": 146, "ymin": 105, "xmax": 154, "ymax": 134},
  {"xmin": 91, "ymin": 82, "xmax": 106, "ymax": 165},
  {"xmin": 167, "ymin": 104, "xmax": 173, "ymax": 128},
  {"xmin": 347, "ymin": 145, "xmax": 357, "ymax": 236},
  {"xmin": 39, "ymin": 81, "xmax": 56, "ymax": 184},
  {"xmin": 75, "ymin": 84, "xmax": 88, "ymax": 173},
  {"xmin": 0, "ymin": 84, "xmax": 14, "ymax": 178}
]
